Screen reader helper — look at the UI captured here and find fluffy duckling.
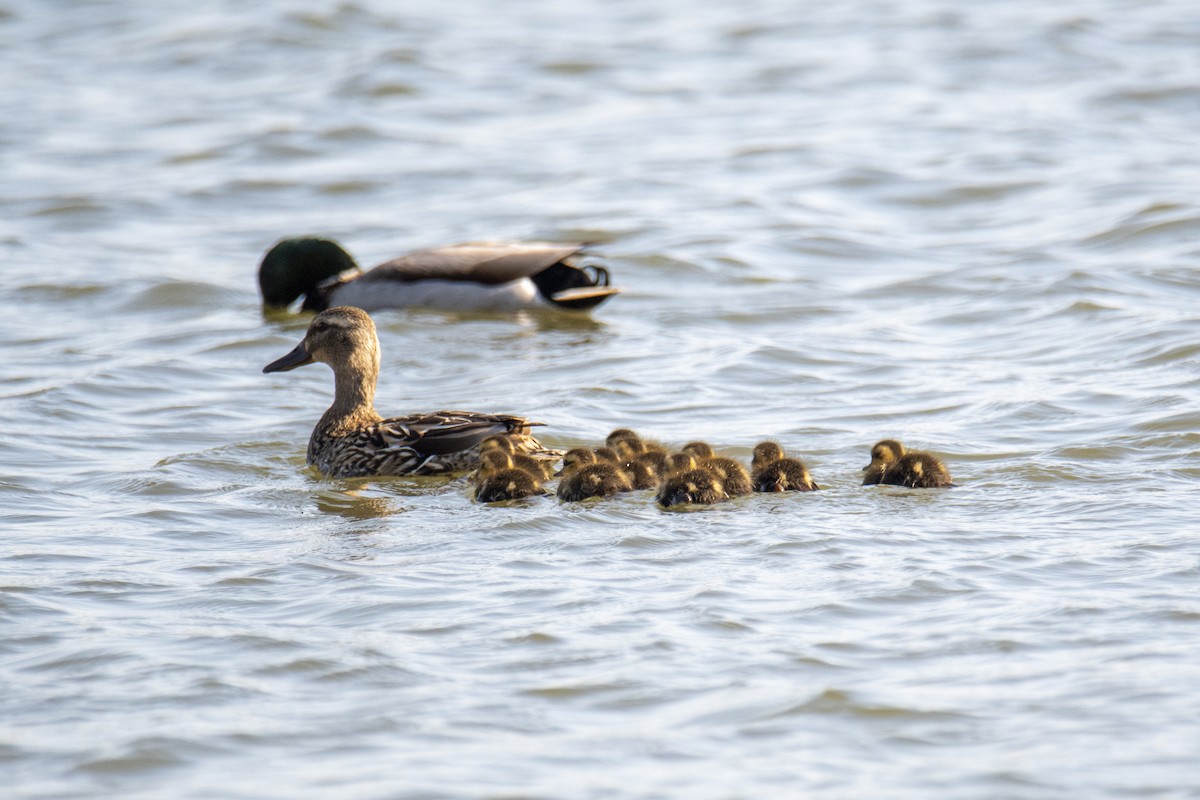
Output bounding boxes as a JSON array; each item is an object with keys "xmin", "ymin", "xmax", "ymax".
[
  {"xmin": 657, "ymin": 468, "xmax": 728, "ymax": 507},
  {"xmin": 263, "ymin": 306, "xmax": 557, "ymax": 477},
  {"xmin": 622, "ymin": 458, "xmax": 662, "ymax": 490},
  {"xmin": 667, "ymin": 452, "xmax": 700, "ymax": 475},
  {"xmin": 681, "ymin": 441, "xmax": 715, "ymax": 460},
  {"xmin": 704, "ymin": 456, "xmax": 753, "ymax": 496},
  {"xmin": 475, "ymin": 463, "xmax": 546, "ymax": 502},
  {"xmin": 754, "ymin": 459, "xmax": 819, "ymax": 492},
  {"xmin": 862, "ymin": 439, "xmax": 953, "ymax": 488},
  {"xmin": 750, "ymin": 440, "xmax": 819, "ymax": 492},
  {"xmin": 557, "ymin": 447, "xmax": 598, "ymax": 476},
  {"xmin": 259, "ymin": 238, "xmax": 620, "ymax": 314},
  {"xmin": 593, "ymin": 446, "xmax": 621, "ymax": 463},
  {"xmin": 635, "ymin": 449, "xmax": 669, "ymax": 477},
  {"xmin": 557, "ymin": 462, "xmax": 633, "ymax": 502},
  {"xmin": 751, "ymin": 441, "xmax": 786, "ymax": 476},
  {"xmin": 605, "ymin": 428, "xmax": 641, "ymax": 449}
]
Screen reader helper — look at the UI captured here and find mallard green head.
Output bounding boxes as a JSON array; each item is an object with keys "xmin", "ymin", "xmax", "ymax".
[
  {"xmin": 263, "ymin": 306, "xmax": 379, "ymax": 375},
  {"xmin": 258, "ymin": 237, "xmax": 360, "ymax": 311}
]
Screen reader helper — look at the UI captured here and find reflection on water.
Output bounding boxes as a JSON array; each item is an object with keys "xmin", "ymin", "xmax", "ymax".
[{"xmin": 3, "ymin": 0, "xmax": 1200, "ymax": 797}]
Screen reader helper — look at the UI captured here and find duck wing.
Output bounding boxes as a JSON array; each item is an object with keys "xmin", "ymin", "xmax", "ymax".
[
  {"xmin": 362, "ymin": 243, "xmax": 586, "ymax": 285},
  {"xmin": 378, "ymin": 410, "xmax": 540, "ymax": 455}
]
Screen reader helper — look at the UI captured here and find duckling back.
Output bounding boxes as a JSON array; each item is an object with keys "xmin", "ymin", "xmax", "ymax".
[
  {"xmin": 880, "ymin": 452, "xmax": 953, "ymax": 488},
  {"xmin": 557, "ymin": 462, "xmax": 632, "ymax": 502}
]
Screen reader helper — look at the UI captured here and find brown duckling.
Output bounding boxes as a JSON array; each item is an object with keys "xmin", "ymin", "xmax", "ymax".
[
  {"xmin": 751, "ymin": 441, "xmax": 786, "ymax": 476},
  {"xmin": 622, "ymin": 458, "xmax": 662, "ymax": 490},
  {"xmin": 657, "ymin": 468, "xmax": 728, "ymax": 507},
  {"xmin": 750, "ymin": 440, "xmax": 819, "ymax": 492},
  {"xmin": 862, "ymin": 439, "xmax": 953, "ymax": 488},
  {"xmin": 593, "ymin": 446, "xmax": 621, "ymax": 463},
  {"xmin": 557, "ymin": 447, "xmax": 598, "ymax": 476},
  {"xmin": 704, "ymin": 456, "xmax": 753, "ymax": 496},
  {"xmin": 635, "ymin": 449, "xmax": 669, "ymax": 476},
  {"xmin": 754, "ymin": 459, "xmax": 819, "ymax": 492},
  {"xmin": 681, "ymin": 441, "xmax": 715, "ymax": 460},
  {"xmin": 557, "ymin": 462, "xmax": 633, "ymax": 501},
  {"xmin": 667, "ymin": 452, "xmax": 700, "ymax": 475},
  {"xmin": 605, "ymin": 428, "xmax": 641, "ymax": 449},
  {"xmin": 475, "ymin": 467, "xmax": 545, "ymax": 502}
]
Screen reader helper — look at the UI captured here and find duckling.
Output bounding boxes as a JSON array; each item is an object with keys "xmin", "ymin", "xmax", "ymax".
[
  {"xmin": 703, "ymin": 456, "xmax": 753, "ymax": 496},
  {"xmin": 593, "ymin": 446, "xmax": 621, "ymax": 463},
  {"xmin": 635, "ymin": 449, "xmax": 669, "ymax": 477},
  {"xmin": 657, "ymin": 468, "xmax": 728, "ymax": 507},
  {"xmin": 861, "ymin": 439, "xmax": 906, "ymax": 485},
  {"xmin": 681, "ymin": 441, "xmax": 715, "ymax": 460},
  {"xmin": 258, "ymin": 238, "xmax": 621, "ymax": 314},
  {"xmin": 667, "ymin": 452, "xmax": 700, "ymax": 475},
  {"xmin": 622, "ymin": 458, "xmax": 661, "ymax": 490},
  {"xmin": 471, "ymin": 449, "xmax": 517, "ymax": 483},
  {"xmin": 263, "ymin": 306, "xmax": 558, "ymax": 477},
  {"xmin": 862, "ymin": 439, "xmax": 953, "ymax": 488},
  {"xmin": 750, "ymin": 440, "xmax": 820, "ymax": 492},
  {"xmin": 753, "ymin": 459, "xmax": 819, "ymax": 492},
  {"xmin": 556, "ymin": 447, "xmax": 597, "ymax": 476},
  {"xmin": 751, "ymin": 441, "xmax": 786, "ymax": 476},
  {"xmin": 557, "ymin": 462, "xmax": 633, "ymax": 502},
  {"xmin": 475, "ymin": 466, "xmax": 545, "ymax": 502},
  {"xmin": 480, "ymin": 434, "xmax": 518, "ymax": 454},
  {"xmin": 605, "ymin": 428, "xmax": 641, "ymax": 449},
  {"xmin": 614, "ymin": 437, "xmax": 646, "ymax": 460}
]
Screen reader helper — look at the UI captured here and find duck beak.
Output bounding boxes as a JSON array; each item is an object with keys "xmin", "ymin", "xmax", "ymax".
[{"xmin": 263, "ymin": 341, "xmax": 314, "ymax": 373}]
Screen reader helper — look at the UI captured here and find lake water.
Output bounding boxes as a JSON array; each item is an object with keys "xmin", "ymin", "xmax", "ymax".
[{"xmin": 3, "ymin": 0, "xmax": 1200, "ymax": 797}]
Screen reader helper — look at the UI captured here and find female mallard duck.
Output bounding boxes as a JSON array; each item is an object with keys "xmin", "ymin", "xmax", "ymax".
[
  {"xmin": 751, "ymin": 441, "xmax": 819, "ymax": 492},
  {"xmin": 258, "ymin": 237, "xmax": 620, "ymax": 314},
  {"xmin": 263, "ymin": 306, "xmax": 558, "ymax": 477},
  {"xmin": 861, "ymin": 439, "xmax": 953, "ymax": 488}
]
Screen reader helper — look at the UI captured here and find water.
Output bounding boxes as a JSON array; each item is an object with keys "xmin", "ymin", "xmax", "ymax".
[{"xmin": 3, "ymin": 0, "xmax": 1200, "ymax": 797}]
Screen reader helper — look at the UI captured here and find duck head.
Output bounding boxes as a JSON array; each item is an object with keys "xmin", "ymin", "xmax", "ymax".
[
  {"xmin": 751, "ymin": 441, "xmax": 784, "ymax": 472},
  {"xmin": 258, "ymin": 237, "xmax": 360, "ymax": 311},
  {"xmin": 263, "ymin": 306, "xmax": 380, "ymax": 377},
  {"xmin": 863, "ymin": 439, "xmax": 905, "ymax": 472}
]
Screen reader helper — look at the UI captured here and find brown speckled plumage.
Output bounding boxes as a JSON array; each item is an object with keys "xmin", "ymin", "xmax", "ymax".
[{"xmin": 263, "ymin": 307, "xmax": 557, "ymax": 478}]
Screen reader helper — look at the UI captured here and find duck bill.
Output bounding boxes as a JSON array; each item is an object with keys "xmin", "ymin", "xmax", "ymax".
[{"xmin": 263, "ymin": 342, "xmax": 314, "ymax": 373}]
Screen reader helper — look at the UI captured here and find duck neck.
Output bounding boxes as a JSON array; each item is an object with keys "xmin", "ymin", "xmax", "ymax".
[{"xmin": 322, "ymin": 348, "xmax": 383, "ymax": 429}]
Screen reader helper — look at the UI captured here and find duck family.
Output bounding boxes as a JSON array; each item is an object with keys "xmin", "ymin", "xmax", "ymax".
[
  {"xmin": 258, "ymin": 237, "xmax": 620, "ymax": 314},
  {"xmin": 261, "ymin": 306, "xmax": 955, "ymax": 496}
]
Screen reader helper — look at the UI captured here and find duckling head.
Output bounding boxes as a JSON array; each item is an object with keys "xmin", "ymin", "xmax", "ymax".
[
  {"xmin": 864, "ymin": 439, "xmax": 905, "ymax": 472},
  {"xmin": 681, "ymin": 441, "xmax": 715, "ymax": 460},
  {"xmin": 667, "ymin": 452, "xmax": 699, "ymax": 475},
  {"xmin": 557, "ymin": 447, "xmax": 598, "ymax": 476},
  {"xmin": 605, "ymin": 428, "xmax": 641, "ymax": 449},
  {"xmin": 258, "ymin": 237, "xmax": 360, "ymax": 311},
  {"xmin": 263, "ymin": 306, "xmax": 380, "ymax": 380},
  {"xmin": 751, "ymin": 441, "xmax": 785, "ymax": 472}
]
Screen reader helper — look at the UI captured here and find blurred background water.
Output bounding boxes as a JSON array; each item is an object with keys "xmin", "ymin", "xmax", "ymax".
[{"xmin": 2, "ymin": 0, "xmax": 1199, "ymax": 797}]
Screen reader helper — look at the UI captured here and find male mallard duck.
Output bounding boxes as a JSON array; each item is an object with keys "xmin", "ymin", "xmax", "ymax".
[
  {"xmin": 557, "ymin": 462, "xmax": 633, "ymax": 502},
  {"xmin": 861, "ymin": 439, "xmax": 953, "ymax": 488},
  {"xmin": 751, "ymin": 441, "xmax": 819, "ymax": 492},
  {"xmin": 258, "ymin": 237, "xmax": 620, "ymax": 314},
  {"xmin": 263, "ymin": 306, "xmax": 558, "ymax": 477},
  {"xmin": 657, "ymin": 468, "xmax": 728, "ymax": 507}
]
